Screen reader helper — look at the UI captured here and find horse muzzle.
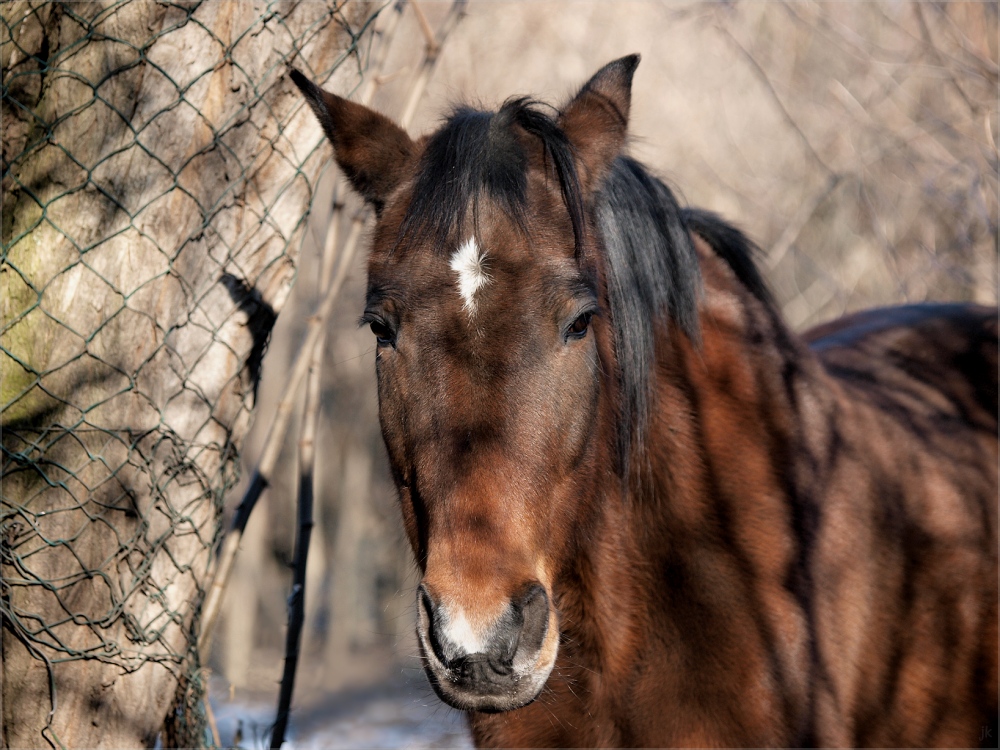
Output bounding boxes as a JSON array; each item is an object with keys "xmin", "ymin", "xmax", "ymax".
[{"xmin": 416, "ymin": 582, "xmax": 557, "ymax": 712}]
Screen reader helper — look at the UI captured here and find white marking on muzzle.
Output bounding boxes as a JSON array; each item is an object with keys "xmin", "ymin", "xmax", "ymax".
[
  {"xmin": 441, "ymin": 607, "xmax": 488, "ymax": 655},
  {"xmin": 449, "ymin": 237, "xmax": 490, "ymax": 314}
]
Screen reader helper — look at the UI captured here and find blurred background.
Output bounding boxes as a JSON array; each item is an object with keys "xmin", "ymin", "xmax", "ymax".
[{"xmin": 209, "ymin": 1, "xmax": 997, "ymax": 745}]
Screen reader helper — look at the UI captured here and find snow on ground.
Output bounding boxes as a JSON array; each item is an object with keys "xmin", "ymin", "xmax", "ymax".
[{"xmin": 210, "ymin": 674, "xmax": 473, "ymax": 749}]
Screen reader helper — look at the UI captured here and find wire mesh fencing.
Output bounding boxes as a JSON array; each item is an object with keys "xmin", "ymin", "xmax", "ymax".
[{"xmin": 1, "ymin": 1, "xmax": 385, "ymax": 746}]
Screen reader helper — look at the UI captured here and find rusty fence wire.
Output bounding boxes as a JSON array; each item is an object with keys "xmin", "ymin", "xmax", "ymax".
[{"xmin": 1, "ymin": 1, "xmax": 386, "ymax": 746}]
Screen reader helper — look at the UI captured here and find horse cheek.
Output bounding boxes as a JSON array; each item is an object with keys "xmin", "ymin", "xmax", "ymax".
[
  {"xmin": 373, "ymin": 359, "xmax": 424, "ymax": 552},
  {"xmin": 547, "ymin": 341, "xmax": 601, "ymax": 479},
  {"xmin": 375, "ymin": 363, "xmax": 406, "ymax": 471}
]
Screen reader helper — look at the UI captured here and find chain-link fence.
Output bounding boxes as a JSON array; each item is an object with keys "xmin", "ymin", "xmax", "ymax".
[{"xmin": 1, "ymin": 2, "xmax": 384, "ymax": 746}]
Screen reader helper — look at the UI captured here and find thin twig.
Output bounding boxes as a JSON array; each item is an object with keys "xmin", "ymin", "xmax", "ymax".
[
  {"xmin": 399, "ymin": 0, "xmax": 467, "ymax": 128},
  {"xmin": 766, "ymin": 173, "xmax": 842, "ymax": 270},
  {"xmin": 319, "ymin": 197, "xmax": 345, "ymax": 293},
  {"xmin": 197, "ymin": 1, "xmax": 406, "ymax": 657},
  {"xmin": 200, "ymin": 202, "xmax": 367, "ymax": 657},
  {"xmin": 716, "ymin": 19, "xmax": 834, "ymax": 177},
  {"xmin": 264, "ymin": 3, "xmax": 468, "ymax": 746},
  {"xmin": 912, "ymin": 2, "xmax": 977, "ymax": 115},
  {"xmin": 410, "ymin": 0, "xmax": 437, "ymax": 51},
  {"xmin": 202, "ymin": 687, "xmax": 222, "ymax": 749},
  {"xmin": 269, "ymin": 332, "xmax": 323, "ymax": 750},
  {"xmin": 985, "ymin": 111, "xmax": 998, "ymax": 160}
]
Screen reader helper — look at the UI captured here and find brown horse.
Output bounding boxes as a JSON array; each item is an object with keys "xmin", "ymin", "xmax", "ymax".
[{"xmin": 291, "ymin": 56, "xmax": 998, "ymax": 747}]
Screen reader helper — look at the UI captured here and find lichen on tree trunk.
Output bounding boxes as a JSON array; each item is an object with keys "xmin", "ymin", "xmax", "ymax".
[{"xmin": 1, "ymin": 1, "xmax": 373, "ymax": 746}]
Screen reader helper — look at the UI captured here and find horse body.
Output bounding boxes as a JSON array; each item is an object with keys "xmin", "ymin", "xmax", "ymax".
[
  {"xmin": 470, "ymin": 234, "xmax": 997, "ymax": 747},
  {"xmin": 291, "ymin": 55, "xmax": 997, "ymax": 747}
]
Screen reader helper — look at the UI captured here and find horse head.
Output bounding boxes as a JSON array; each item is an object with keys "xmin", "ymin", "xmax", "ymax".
[{"xmin": 291, "ymin": 56, "xmax": 642, "ymax": 712}]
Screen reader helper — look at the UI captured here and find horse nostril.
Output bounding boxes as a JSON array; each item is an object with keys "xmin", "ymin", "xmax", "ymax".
[
  {"xmin": 417, "ymin": 582, "xmax": 551, "ymax": 680},
  {"xmin": 516, "ymin": 582, "xmax": 548, "ymax": 612},
  {"xmin": 418, "ymin": 584, "xmax": 435, "ymax": 623},
  {"xmin": 417, "ymin": 584, "xmax": 450, "ymax": 665},
  {"xmin": 513, "ymin": 583, "xmax": 549, "ymax": 656}
]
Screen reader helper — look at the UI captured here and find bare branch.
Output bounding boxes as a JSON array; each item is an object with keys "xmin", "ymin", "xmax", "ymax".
[{"xmin": 715, "ymin": 18, "xmax": 835, "ymax": 176}]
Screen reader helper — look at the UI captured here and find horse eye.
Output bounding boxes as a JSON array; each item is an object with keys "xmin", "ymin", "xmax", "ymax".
[
  {"xmin": 369, "ymin": 320, "xmax": 395, "ymax": 347},
  {"xmin": 566, "ymin": 311, "xmax": 593, "ymax": 340}
]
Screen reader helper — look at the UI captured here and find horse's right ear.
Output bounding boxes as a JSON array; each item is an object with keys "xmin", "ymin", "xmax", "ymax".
[
  {"xmin": 289, "ymin": 69, "xmax": 414, "ymax": 212},
  {"xmin": 558, "ymin": 54, "xmax": 640, "ymax": 195}
]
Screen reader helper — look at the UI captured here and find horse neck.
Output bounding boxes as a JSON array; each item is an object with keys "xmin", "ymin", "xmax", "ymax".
[{"xmin": 559, "ymin": 236, "xmax": 834, "ymax": 704}]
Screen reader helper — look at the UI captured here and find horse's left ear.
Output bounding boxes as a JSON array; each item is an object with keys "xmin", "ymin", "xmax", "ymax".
[
  {"xmin": 289, "ymin": 68, "xmax": 415, "ymax": 212},
  {"xmin": 559, "ymin": 54, "xmax": 640, "ymax": 195}
]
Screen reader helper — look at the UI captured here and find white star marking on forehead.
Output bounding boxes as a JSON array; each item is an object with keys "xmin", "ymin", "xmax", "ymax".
[{"xmin": 449, "ymin": 236, "xmax": 490, "ymax": 314}]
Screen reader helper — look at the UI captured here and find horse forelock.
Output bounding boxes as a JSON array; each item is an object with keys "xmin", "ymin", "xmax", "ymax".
[{"xmin": 393, "ymin": 99, "xmax": 573, "ymax": 254}]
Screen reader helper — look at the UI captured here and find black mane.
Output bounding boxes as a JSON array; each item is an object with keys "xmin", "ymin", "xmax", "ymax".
[
  {"xmin": 399, "ymin": 98, "xmax": 583, "ymax": 253},
  {"xmin": 399, "ymin": 99, "xmax": 773, "ymax": 470}
]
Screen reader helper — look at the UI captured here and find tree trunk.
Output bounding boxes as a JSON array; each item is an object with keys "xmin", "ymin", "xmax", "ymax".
[{"xmin": 1, "ymin": 1, "xmax": 371, "ymax": 746}]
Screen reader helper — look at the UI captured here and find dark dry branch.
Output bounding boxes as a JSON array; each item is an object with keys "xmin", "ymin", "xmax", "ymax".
[{"xmin": 267, "ymin": 3, "xmax": 469, "ymax": 746}]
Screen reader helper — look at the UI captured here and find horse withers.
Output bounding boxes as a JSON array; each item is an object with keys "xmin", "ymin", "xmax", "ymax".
[{"xmin": 291, "ymin": 56, "xmax": 998, "ymax": 747}]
